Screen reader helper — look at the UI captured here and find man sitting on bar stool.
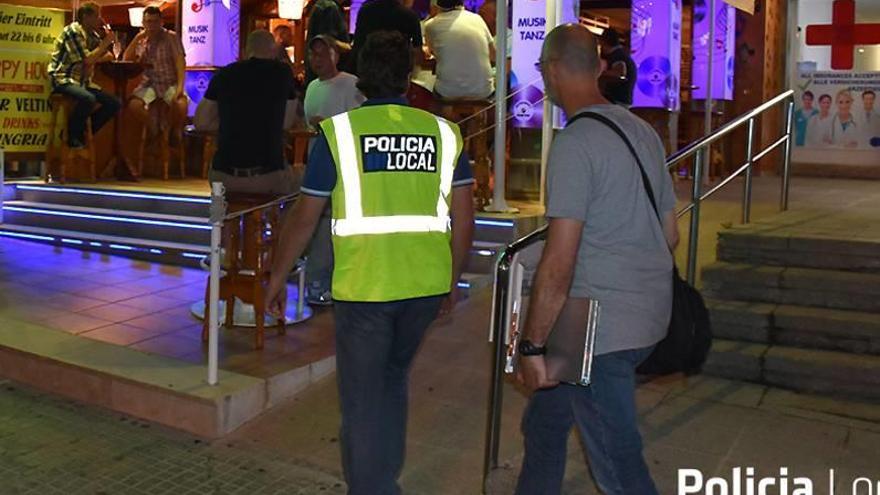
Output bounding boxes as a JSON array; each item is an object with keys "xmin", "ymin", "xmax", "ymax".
[
  {"xmin": 194, "ymin": 30, "xmax": 301, "ymax": 195},
  {"xmin": 47, "ymin": 2, "xmax": 122, "ymax": 149},
  {"xmin": 423, "ymin": 0, "xmax": 495, "ymax": 100},
  {"xmin": 123, "ymin": 6, "xmax": 188, "ymax": 174}
]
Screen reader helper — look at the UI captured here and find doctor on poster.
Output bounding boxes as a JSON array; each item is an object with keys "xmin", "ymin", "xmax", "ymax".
[{"xmin": 829, "ymin": 89, "xmax": 861, "ymax": 149}]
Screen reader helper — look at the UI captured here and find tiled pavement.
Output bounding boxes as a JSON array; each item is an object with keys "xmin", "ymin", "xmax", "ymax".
[
  {"xmin": 0, "ymin": 239, "xmax": 335, "ymax": 379},
  {"xmin": 0, "ymin": 380, "xmax": 345, "ymax": 495}
]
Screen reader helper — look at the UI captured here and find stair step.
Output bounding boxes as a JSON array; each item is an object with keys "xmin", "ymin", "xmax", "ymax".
[
  {"xmin": 702, "ymin": 262, "xmax": 880, "ymax": 312},
  {"xmin": 12, "ymin": 183, "xmax": 210, "ymax": 218},
  {"xmin": 716, "ymin": 212, "xmax": 880, "ymax": 272},
  {"xmin": 459, "ymin": 272, "xmax": 493, "ymax": 297},
  {"xmin": 708, "ymin": 299, "xmax": 880, "ymax": 355},
  {"xmin": 473, "ymin": 215, "xmax": 544, "ymax": 244},
  {"xmin": 3, "ymin": 200, "xmax": 210, "ymax": 245},
  {"xmin": 0, "ymin": 224, "xmax": 208, "ymax": 267},
  {"xmin": 703, "ymin": 339, "xmax": 880, "ymax": 401},
  {"xmin": 466, "ymin": 241, "xmax": 506, "ymax": 274}
]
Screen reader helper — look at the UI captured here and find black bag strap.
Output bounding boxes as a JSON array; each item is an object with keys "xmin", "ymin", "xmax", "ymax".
[{"xmin": 564, "ymin": 111, "xmax": 662, "ymax": 225}]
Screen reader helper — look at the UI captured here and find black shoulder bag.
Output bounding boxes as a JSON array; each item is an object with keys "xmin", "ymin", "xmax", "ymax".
[{"xmin": 565, "ymin": 111, "xmax": 712, "ymax": 376}]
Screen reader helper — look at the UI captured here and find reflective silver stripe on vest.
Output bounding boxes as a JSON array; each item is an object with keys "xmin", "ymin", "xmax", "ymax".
[{"xmin": 332, "ymin": 113, "xmax": 457, "ymax": 237}]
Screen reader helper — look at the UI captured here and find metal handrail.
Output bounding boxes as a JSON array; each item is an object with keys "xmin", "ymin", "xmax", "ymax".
[
  {"xmin": 667, "ymin": 90, "xmax": 795, "ymax": 167},
  {"xmin": 481, "ymin": 90, "xmax": 796, "ymax": 492}
]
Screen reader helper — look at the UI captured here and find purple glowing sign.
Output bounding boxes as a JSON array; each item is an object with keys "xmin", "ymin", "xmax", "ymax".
[
  {"xmin": 631, "ymin": 0, "xmax": 682, "ymax": 110},
  {"xmin": 692, "ymin": 0, "xmax": 735, "ymax": 100},
  {"xmin": 182, "ymin": 0, "xmax": 240, "ymax": 67},
  {"xmin": 510, "ymin": 0, "xmax": 578, "ymax": 128}
]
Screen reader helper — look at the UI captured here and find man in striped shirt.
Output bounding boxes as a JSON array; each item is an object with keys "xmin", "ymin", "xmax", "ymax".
[{"xmin": 47, "ymin": 2, "xmax": 121, "ymax": 148}]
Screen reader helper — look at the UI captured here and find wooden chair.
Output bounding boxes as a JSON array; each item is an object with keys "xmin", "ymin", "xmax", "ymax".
[
  {"xmin": 44, "ymin": 94, "xmax": 97, "ymax": 183},
  {"xmin": 201, "ymin": 192, "xmax": 286, "ymax": 349},
  {"xmin": 436, "ymin": 98, "xmax": 493, "ymax": 209}
]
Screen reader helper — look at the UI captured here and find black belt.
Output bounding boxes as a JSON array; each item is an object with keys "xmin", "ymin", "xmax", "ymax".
[{"xmin": 217, "ymin": 166, "xmax": 279, "ymax": 178}]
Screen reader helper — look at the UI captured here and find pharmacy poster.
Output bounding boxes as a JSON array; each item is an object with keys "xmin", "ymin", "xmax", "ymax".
[
  {"xmin": 792, "ymin": 71, "xmax": 880, "ymax": 167},
  {"xmin": 509, "ymin": 0, "xmax": 578, "ymax": 129},
  {"xmin": 0, "ymin": 3, "xmax": 65, "ymax": 153}
]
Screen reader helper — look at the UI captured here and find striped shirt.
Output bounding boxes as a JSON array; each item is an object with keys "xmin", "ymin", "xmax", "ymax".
[{"xmin": 47, "ymin": 22, "xmax": 94, "ymax": 87}]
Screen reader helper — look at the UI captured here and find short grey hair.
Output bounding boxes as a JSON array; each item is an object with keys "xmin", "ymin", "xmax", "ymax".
[
  {"xmin": 246, "ymin": 30, "xmax": 277, "ymax": 59},
  {"xmin": 542, "ymin": 23, "xmax": 602, "ymax": 75}
]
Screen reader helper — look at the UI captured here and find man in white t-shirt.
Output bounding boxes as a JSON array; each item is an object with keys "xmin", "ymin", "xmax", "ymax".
[
  {"xmin": 304, "ymin": 35, "xmax": 364, "ymax": 131},
  {"xmin": 302, "ymin": 34, "xmax": 365, "ymax": 305},
  {"xmin": 424, "ymin": 0, "xmax": 495, "ymax": 99}
]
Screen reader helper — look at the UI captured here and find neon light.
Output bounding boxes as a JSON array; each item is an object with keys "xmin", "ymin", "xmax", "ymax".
[
  {"xmin": 0, "ymin": 231, "xmax": 55, "ymax": 241},
  {"xmin": 15, "ymin": 185, "xmax": 210, "ymax": 204},
  {"xmin": 109, "ymin": 244, "xmax": 135, "ymax": 251},
  {"xmin": 457, "ymin": 281, "xmax": 471, "ymax": 289},
  {"xmin": 89, "ymin": 242, "xmax": 102, "ymax": 247},
  {"xmin": 4, "ymin": 206, "xmax": 211, "ymax": 230},
  {"xmin": 149, "ymin": 248, "xmax": 163, "ymax": 254},
  {"xmin": 61, "ymin": 238, "xmax": 84, "ymax": 245},
  {"xmin": 475, "ymin": 219, "xmax": 515, "ymax": 228},
  {"xmin": 182, "ymin": 252, "xmax": 206, "ymax": 259},
  {"xmin": 476, "ymin": 249, "xmax": 494, "ymax": 256}
]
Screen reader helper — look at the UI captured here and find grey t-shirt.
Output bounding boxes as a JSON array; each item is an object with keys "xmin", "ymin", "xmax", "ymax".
[{"xmin": 546, "ymin": 104, "xmax": 676, "ymax": 355}]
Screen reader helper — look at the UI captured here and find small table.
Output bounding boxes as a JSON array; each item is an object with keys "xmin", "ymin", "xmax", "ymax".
[{"xmin": 98, "ymin": 60, "xmax": 148, "ymax": 181}]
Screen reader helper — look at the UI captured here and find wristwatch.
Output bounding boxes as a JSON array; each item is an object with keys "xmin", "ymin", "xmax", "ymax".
[{"xmin": 518, "ymin": 339, "xmax": 547, "ymax": 357}]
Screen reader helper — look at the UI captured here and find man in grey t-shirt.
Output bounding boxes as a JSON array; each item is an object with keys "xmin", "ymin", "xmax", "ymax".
[{"xmin": 514, "ymin": 25, "xmax": 679, "ymax": 495}]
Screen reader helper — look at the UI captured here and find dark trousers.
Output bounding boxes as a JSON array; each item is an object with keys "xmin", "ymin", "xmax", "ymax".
[
  {"xmin": 333, "ymin": 295, "xmax": 444, "ymax": 495},
  {"xmin": 515, "ymin": 346, "xmax": 659, "ymax": 495},
  {"xmin": 52, "ymin": 84, "xmax": 121, "ymax": 144}
]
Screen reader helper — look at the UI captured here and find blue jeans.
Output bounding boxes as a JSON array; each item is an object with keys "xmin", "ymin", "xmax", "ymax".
[
  {"xmin": 52, "ymin": 84, "xmax": 121, "ymax": 144},
  {"xmin": 515, "ymin": 346, "xmax": 658, "ymax": 495},
  {"xmin": 305, "ymin": 204, "xmax": 333, "ymax": 295},
  {"xmin": 333, "ymin": 295, "xmax": 444, "ymax": 495}
]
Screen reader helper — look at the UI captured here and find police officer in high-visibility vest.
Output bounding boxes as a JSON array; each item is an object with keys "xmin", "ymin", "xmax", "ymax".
[{"xmin": 267, "ymin": 31, "xmax": 475, "ymax": 495}]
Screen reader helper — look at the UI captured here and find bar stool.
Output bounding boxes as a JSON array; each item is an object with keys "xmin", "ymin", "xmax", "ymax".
[
  {"xmin": 201, "ymin": 192, "xmax": 286, "ymax": 350},
  {"xmin": 182, "ymin": 126, "xmax": 216, "ymax": 179},
  {"xmin": 135, "ymin": 101, "xmax": 186, "ymax": 180},
  {"xmin": 44, "ymin": 94, "xmax": 97, "ymax": 183},
  {"xmin": 437, "ymin": 98, "xmax": 493, "ymax": 209}
]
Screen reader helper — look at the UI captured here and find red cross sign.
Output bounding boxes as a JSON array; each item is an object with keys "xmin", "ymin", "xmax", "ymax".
[{"xmin": 805, "ymin": 0, "xmax": 880, "ymax": 70}]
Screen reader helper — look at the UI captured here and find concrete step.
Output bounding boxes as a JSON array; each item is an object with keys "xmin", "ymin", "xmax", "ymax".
[
  {"xmin": 0, "ymin": 224, "xmax": 207, "ymax": 268},
  {"xmin": 717, "ymin": 232, "xmax": 880, "ymax": 272},
  {"xmin": 473, "ymin": 214, "xmax": 544, "ymax": 244},
  {"xmin": 3, "ymin": 200, "xmax": 210, "ymax": 245},
  {"xmin": 702, "ymin": 262, "xmax": 880, "ymax": 312},
  {"xmin": 11, "ymin": 183, "xmax": 210, "ymax": 218},
  {"xmin": 459, "ymin": 272, "xmax": 493, "ymax": 298},
  {"xmin": 703, "ymin": 339, "xmax": 880, "ymax": 401},
  {"xmin": 708, "ymin": 299, "xmax": 880, "ymax": 355},
  {"xmin": 466, "ymin": 240, "xmax": 506, "ymax": 274}
]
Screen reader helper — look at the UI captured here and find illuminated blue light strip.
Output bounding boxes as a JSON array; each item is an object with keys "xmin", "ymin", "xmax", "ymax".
[
  {"xmin": 475, "ymin": 219, "xmax": 515, "ymax": 228},
  {"xmin": 0, "ymin": 231, "xmax": 55, "ymax": 241},
  {"xmin": 61, "ymin": 238, "xmax": 84, "ymax": 245},
  {"xmin": 457, "ymin": 281, "xmax": 471, "ymax": 289},
  {"xmin": 149, "ymin": 248, "xmax": 163, "ymax": 254},
  {"xmin": 89, "ymin": 242, "xmax": 102, "ymax": 247},
  {"xmin": 181, "ymin": 252, "xmax": 206, "ymax": 259},
  {"xmin": 15, "ymin": 185, "xmax": 211, "ymax": 204},
  {"xmin": 4, "ymin": 206, "xmax": 211, "ymax": 230},
  {"xmin": 109, "ymin": 244, "xmax": 134, "ymax": 251},
  {"xmin": 475, "ymin": 249, "xmax": 495, "ymax": 256}
]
